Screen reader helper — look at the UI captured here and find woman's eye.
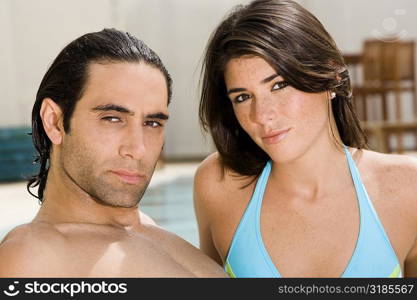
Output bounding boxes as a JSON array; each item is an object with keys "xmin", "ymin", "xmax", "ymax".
[
  {"xmin": 272, "ymin": 81, "xmax": 289, "ymax": 91},
  {"xmin": 102, "ymin": 116, "xmax": 121, "ymax": 123},
  {"xmin": 234, "ymin": 94, "xmax": 251, "ymax": 103},
  {"xmin": 145, "ymin": 120, "xmax": 162, "ymax": 128}
]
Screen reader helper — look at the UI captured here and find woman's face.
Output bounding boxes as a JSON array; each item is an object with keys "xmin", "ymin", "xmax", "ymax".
[{"xmin": 224, "ymin": 55, "xmax": 331, "ymax": 163}]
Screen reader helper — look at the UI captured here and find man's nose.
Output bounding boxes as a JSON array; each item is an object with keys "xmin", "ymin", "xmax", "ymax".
[
  {"xmin": 119, "ymin": 127, "xmax": 146, "ymax": 160},
  {"xmin": 250, "ymin": 96, "xmax": 277, "ymax": 125}
]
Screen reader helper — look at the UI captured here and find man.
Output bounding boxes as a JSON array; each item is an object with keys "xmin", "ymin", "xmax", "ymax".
[{"xmin": 0, "ymin": 29, "xmax": 226, "ymax": 277}]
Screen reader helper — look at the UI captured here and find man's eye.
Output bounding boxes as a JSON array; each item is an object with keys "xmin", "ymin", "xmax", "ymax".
[
  {"xmin": 272, "ymin": 81, "xmax": 289, "ymax": 91},
  {"xmin": 102, "ymin": 116, "xmax": 121, "ymax": 123},
  {"xmin": 234, "ymin": 94, "xmax": 251, "ymax": 103},
  {"xmin": 145, "ymin": 120, "xmax": 162, "ymax": 128}
]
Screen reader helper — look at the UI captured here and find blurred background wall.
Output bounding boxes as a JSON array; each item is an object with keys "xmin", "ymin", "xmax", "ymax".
[
  {"xmin": 304, "ymin": 0, "xmax": 417, "ymax": 53},
  {"xmin": 1, "ymin": 0, "xmax": 417, "ymax": 159}
]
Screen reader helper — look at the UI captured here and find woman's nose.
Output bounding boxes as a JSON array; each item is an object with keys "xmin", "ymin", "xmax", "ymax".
[{"xmin": 250, "ymin": 96, "xmax": 277, "ymax": 125}]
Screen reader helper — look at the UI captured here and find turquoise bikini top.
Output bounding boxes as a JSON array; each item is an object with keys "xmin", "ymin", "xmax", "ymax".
[{"xmin": 224, "ymin": 147, "xmax": 402, "ymax": 278}]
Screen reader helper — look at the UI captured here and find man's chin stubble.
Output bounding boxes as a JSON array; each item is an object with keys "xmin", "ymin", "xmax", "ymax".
[{"xmin": 63, "ymin": 167, "xmax": 148, "ymax": 208}]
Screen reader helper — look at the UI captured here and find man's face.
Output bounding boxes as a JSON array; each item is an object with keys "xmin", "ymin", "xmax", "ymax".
[{"xmin": 59, "ymin": 62, "xmax": 169, "ymax": 208}]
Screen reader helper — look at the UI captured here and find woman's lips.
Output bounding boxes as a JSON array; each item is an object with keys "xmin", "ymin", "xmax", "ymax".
[
  {"xmin": 111, "ymin": 170, "xmax": 144, "ymax": 184},
  {"xmin": 261, "ymin": 128, "xmax": 291, "ymax": 145}
]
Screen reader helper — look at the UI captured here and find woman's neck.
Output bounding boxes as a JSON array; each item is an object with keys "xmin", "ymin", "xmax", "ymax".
[{"xmin": 269, "ymin": 135, "xmax": 349, "ymax": 201}]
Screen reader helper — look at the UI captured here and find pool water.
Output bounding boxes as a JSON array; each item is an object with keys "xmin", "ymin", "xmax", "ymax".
[{"xmin": 140, "ymin": 175, "xmax": 198, "ymax": 246}]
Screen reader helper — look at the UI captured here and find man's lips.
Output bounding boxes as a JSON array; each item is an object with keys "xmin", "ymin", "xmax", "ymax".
[
  {"xmin": 110, "ymin": 170, "xmax": 145, "ymax": 184},
  {"xmin": 261, "ymin": 128, "xmax": 291, "ymax": 144}
]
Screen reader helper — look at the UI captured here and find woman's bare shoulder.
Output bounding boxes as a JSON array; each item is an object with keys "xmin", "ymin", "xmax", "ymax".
[
  {"xmin": 357, "ymin": 149, "xmax": 417, "ymax": 208},
  {"xmin": 194, "ymin": 152, "xmax": 255, "ymax": 219},
  {"xmin": 194, "ymin": 152, "xmax": 225, "ymax": 187},
  {"xmin": 196, "ymin": 152, "xmax": 254, "ymax": 182},
  {"xmin": 194, "ymin": 152, "xmax": 253, "ymax": 200},
  {"xmin": 358, "ymin": 149, "xmax": 417, "ymax": 179}
]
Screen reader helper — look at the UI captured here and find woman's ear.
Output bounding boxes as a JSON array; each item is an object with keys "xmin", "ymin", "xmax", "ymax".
[
  {"xmin": 327, "ymin": 90, "xmax": 336, "ymax": 100},
  {"xmin": 39, "ymin": 98, "xmax": 64, "ymax": 145}
]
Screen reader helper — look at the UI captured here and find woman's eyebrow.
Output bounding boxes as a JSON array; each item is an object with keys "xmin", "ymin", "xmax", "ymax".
[
  {"xmin": 227, "ymin": 73, "xmax": 280, "ymax": 95},
  {"xmin": 227, "ymin": 88, "xmax": 246, "ymax": 95},
  {"xmin": 260, "ymin": 73, "xmax": 279, "ymax": 84}
]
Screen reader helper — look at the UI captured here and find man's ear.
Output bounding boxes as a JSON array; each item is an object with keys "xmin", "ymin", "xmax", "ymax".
[{"xmin": 39, "ymin": 98, "xmax": 64, "ymax": 145}]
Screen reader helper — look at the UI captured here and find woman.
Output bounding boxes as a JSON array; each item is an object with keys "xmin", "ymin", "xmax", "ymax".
[{"xmin": 194, "ymin": 0, "xmax": 417, "ymax": 277}]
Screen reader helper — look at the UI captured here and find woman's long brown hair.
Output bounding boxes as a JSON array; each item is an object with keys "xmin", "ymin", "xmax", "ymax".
[{"xmin": 199, "ymin": 0, "xmax": 367, "ymax": 177}]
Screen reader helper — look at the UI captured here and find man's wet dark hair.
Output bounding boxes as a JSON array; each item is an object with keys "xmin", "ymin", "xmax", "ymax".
[{"xmin": 27, "ymin": 28, "xmax": 172, "ymax": 202}]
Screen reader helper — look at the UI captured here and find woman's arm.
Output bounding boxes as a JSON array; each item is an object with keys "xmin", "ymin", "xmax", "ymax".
[
  {"xmin": 193, "ymin": 153, "xmax": 224, "ymax": 266},
  {"xmin": 397, "ymin": 155, "xmax": 417, "ymax": 277},
  {"xmin": 405, "ymin": 239, "xmax": 417, "ymax": 277}
]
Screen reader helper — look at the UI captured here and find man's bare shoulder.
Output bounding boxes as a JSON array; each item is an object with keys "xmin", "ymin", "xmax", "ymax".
[
  {"xmin": 143, "ymin": 224, "xmax": 227, "ymax": 277},
  {"xmin": 0, "ymin": 223, "xmax": 67, "ymax": 277}
]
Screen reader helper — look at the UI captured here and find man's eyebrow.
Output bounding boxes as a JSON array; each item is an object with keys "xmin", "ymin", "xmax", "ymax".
[
  {"xmin": 92, "ymin": 105, "xmax": 168, "ymax": 120},
  {"xmin": 146, "ymin": 112, "xmax": 169, "ymax": 120},
  {"xmin": 227, "ymin": 73, "xmax": 280, "ymax": 95},
  {"xmin": 92, "ymin": 104, "xmax": 134, "ymax": 115}
]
